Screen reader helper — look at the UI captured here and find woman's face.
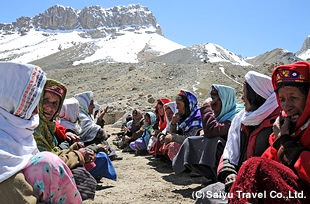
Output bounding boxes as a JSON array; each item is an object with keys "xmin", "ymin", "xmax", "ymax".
[
  {"xmin": 165, "ymin": 108, "xmax": 174, "ymax": 121},
  {"xmin": 211, "ymin": 95, "xmax": 222, "ymax": 117},
  {"xmin": 145, "ymin": 115, "xmax": 151, "ymax": 126},
  {"xmin": 176, "ymin": 99, "xmax": 185, "ymax": 115},
  {"xmin": 42, "ymin": 92, "xmax": 61, "ymax": 121},
  {"xmin": 132, "ymin": 111, "xmax": 139, "ymax": 121},
  {"xmin": 157, "ymin": 104, "xmax": 164, "ymax": 116},
  {"xmin": 278, "ymin": 86, "xmax": 307, "ymax": 122},
  {"xmin": 88, "ymin": 100, "xmax": 95, "ymax": 115},
  {"xmin": 241, "ymin": 85, "xmax": 251, "ymax": 112}
]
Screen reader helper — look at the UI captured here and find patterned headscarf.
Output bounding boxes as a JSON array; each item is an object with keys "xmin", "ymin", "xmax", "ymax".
[
  {"xmin": 74, "ymin": 91, "xmax": 100, "ymax": 143},
  {"xmin": 0, "ymin": 62, "xmax": 46, "ymax": 182},
  {"xmin": 210, "ymin": 84, "xmax": 243, "ymax": 123},
  {"xmin": 34, "ymin": 79, "xmax": 67, "ymax": 152},
  {"xmin": 177, "ymin": 89, "xmax": 202, "ymax": 133}
]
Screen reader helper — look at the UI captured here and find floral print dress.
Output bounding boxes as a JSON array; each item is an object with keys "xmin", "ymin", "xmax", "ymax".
[{"xmin": 23, "ymin": 152, "xmax": 82, "ymax": 204}]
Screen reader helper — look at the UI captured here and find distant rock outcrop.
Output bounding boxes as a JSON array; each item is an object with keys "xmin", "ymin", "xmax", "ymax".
[
  {"xmin": 0, "ymin": 4, "xmax": 162, "ymax": 38},
  {"xmin": 296, "ymin": 35, "xmax": 310, "ymax": 60},
  {"xmin": 298, "ymin": 35, "xmax": 310, "ymax": 53}
]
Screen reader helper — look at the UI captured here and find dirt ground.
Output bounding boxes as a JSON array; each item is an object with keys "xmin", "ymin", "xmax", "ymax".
[{"xmin": 83, "ymin": 125, "xmax": 211, "ymax": 204}]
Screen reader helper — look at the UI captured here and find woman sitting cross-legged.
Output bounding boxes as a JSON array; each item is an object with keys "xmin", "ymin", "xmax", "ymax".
[
  {"xmin": 195, "ymin": 71, "xmax": 281, "ymax": 204},
  {"xmin": 173, "ymin": 84, "xmax": 243, "ymax": 181},
  {"xmin": 0, "ymin": 62, "xmax": 82, "ymax": 204},
  {"xmin": 73, "ymin": 91, "xmax": 121, "ymax": 160},
  {"xmin": 148, "ymin": 101, "xmax": 178, "ymax": 154},
  {"xmin": 33, "ymin": 80, "xmax": 99, "ymax": 201},
  {"xmin": 129, "ymin": 112, "xmax": 156, "ymax": 155},
  {"xmin": 119, "ymin": 109, "xmax": 145, "ymax": 152},
  {"xmin": 228, "ymin": 61, "xmax": 310, "ymax": 203},
  {"xmin": 159, "ymin": 89, "xmax": 202, "ymax": 162}
]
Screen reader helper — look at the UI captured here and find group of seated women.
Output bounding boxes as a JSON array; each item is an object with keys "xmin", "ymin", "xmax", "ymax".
[
  {"xmin": 113, "ymin": 61, "xmax": 310, "ymax": 204},
  {"xmin": 1, "ymin": 60, "xmax": 310, "ymax": 204},
  {"xmin": 0, "ymin": 62, "xmax": 118, "ymax": 203}
]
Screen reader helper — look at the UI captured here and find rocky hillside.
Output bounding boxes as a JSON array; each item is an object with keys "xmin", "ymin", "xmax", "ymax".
[
  {"xmin": 153, "ymin": 43, "xmax": 250, "ymax": 66},
  {"xmin": 41, "ymin": 59, "xmax": 276, "ymax": 125},
  {"xmin": 245, "ymin": 48, "xmax": 303, "ymax": 66}
]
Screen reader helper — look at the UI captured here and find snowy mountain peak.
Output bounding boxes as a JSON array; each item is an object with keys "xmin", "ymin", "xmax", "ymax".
[
  {"xmin": 0, "ymin": 4, "xmax": 178, "ymax": 65},
  {"xmin": 296, "ymin": 35, "xmax": 310, "ymax": 60},
  {"xmin": 189, "ymin": 43, "xmax": 251, "ymax": 66}
]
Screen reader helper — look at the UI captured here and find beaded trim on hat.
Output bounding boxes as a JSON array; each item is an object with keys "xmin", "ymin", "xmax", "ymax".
[
  {"xmin": 45, "ymin": 84, "xmax": 66, "ymax": 97},
  {"xmin": 276, "ymin": 69, "xmax": 307, "ymax": 84}
]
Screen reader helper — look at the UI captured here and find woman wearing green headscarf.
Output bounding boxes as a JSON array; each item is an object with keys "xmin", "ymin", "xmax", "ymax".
[{"xmin": 33, "ymin": 79, "xmax": 97, "ymax": 200}]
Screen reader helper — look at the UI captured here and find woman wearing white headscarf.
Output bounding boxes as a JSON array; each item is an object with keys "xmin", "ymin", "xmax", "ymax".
[
  {"xmin": 162, "ymin": 101, "xmax": 178, "ymax": 134},
  {"xmin": 0, "ymin": 62, "xmax": 82, "ymax": 203},
  {"xmin": 148, "ymin": 102, "xmax": 178, "ymax": 155},
  {"xmin": 58, "ymin": 97, "xmax": 82, "ymax": 135},
  {"xmin": 74, "ymin": 91, "xmax": 118, "ymax": 180}
]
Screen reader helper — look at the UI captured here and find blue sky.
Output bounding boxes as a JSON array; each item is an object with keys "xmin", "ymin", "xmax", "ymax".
[{"xmin": 1, "ymin": 0, "xmax": 309, "ymax": 57}]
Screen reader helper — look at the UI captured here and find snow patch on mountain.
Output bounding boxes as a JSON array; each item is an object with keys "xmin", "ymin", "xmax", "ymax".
[
  {"xmin": 73, "ymin": 28, "xmax": 184, "ymax": 65},
  {"xmin": 0, "ymin": 26, "xmax": 184, "ymax": 64},
  {"xmin": 190, "ymin": 43, "xmax": 251, "ymax": 66}
]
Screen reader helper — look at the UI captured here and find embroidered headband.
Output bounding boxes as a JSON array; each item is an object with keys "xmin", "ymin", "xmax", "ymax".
[
  {"xmin": 45, "ymin": 84, "xmax": 66, "ymax": 98},
  {"xmin": 275, "ymin": 68, "xmax": 307, "ymax": 84}
]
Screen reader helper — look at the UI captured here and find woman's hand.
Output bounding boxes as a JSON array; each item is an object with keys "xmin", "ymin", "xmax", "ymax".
[
  {"xmin": 164, "ymin": 134, "xmax": 173, "ymax": 144},
  {"xmin": 97, "ymin": 144, "xmax": 109, "ymax": 154},
  {"xmin": 79, "ymin": 148, "xmax": 96, "ymax": 163},
  {"xmin": 65, "ymin": 132, "xmax": 80, "ymax": 143},
  {"xmin": 158, "ymin": 133, "xmax": 165, "ymax": 144},
  {"xmin": 124, "ymin": 135, "xmax": 131, "ymax": 143},
  {"xmin": 152, "ymin": 130, "xmax": 161, "ymax": 137},
  {"xmin": 171, "ymin": 113, "xmax": 182, "ymax": 125},
  {"xmin": 203, "ymin": 97, "xmax": 213, "ymax": 106},
  {"xmin": 77, "ymin": 142, "xmax": 85, "ymax": 148},
  {"xmin": 273, "ymin": 115, "xmax": 290, "ymax": 139},
  {"xmin": 224, "ymin": 173, "xmax": 237, "ymax": 192},
  {"xmin": 98, "ymin": 106, "xmax": 109, "ymax": 120}
]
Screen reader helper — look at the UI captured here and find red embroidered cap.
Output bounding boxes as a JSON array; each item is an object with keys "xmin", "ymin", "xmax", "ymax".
[{"xmin": 45, "ymin": 84, "xmax": 66, "ymax": 98}]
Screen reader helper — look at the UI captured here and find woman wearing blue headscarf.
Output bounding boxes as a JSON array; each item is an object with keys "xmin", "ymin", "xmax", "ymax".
[
  {"xmin": 129, "ymin": 112, "xmax": 156, "ymax": 155},
  {"xmin": 172, "ymin": 84, "xmax": 243, "ymax": 180},
  {"xmin": 160, "ymin": 89, "xmax": 203, "ymax": 161}
]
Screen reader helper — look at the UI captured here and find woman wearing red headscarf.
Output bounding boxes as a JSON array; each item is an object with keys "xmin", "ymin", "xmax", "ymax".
[
  {"xmin": 229, "ymin": 61, "xmax": 310, "ymax": 203},
  {"xmin": 148, "ymin": 98, "xmax": 171, "ymax": 155},
  {"xmin": 155, "ymin": 98, "xmax": 172, "ymax": 132}
]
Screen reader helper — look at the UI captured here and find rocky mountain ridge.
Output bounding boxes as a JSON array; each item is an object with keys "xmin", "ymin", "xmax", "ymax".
[{"xmin": 0, "ymin": 4, "xmax": 162, "ymax": 38}]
